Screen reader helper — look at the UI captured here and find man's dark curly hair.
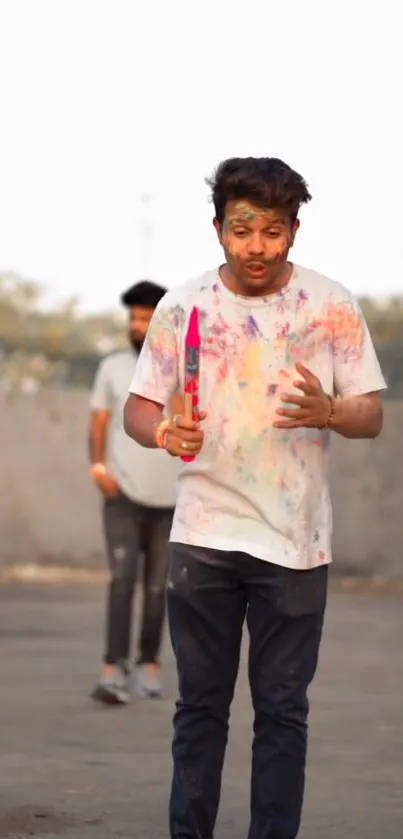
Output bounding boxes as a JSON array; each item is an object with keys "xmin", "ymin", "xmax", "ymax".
[
  {"xmin": 120, "ymin": 280, "xmax": 166, "ymax": 309},
  {"xmin": 206, "ymin": 157, "xmax": 312, "ymax": 225}
]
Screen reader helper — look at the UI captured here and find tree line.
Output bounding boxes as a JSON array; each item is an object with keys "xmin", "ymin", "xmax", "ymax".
[{"xmin": 1, "ymin": 272, "xmax": 402, "ymax": 396}]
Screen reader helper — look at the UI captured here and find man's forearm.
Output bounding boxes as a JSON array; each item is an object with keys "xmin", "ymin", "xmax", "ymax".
[
  {"xmin": 331, "ymin": 394, "xmax": 383, "ymax": 439},
  {"xmin": 123, "ymin": 394, "xmax": 164, "ymax": 448},
  {"xmin": 89, "ymin": 411, "xmax": 109, "ymax": 463}
]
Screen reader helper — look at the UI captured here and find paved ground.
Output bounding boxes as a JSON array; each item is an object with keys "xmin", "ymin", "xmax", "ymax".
[{"xmin": 1, "ymin": 584, "xmax": 402, "ymax": 838}]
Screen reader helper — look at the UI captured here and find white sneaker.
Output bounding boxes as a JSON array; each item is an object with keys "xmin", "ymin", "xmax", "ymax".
[
  {"xmin": 90, "ymin": 663, "xmax": 131, "ymax": 705},
  {"xmin": 135, "ymin": 664, "xmax": 163, "ymax": 698}
]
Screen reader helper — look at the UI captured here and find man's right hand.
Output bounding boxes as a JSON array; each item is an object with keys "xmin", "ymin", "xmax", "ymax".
[
  {"xmin": 163, "ymin": 411, "xmax": 207, "ymax": 458},
  {"xmin": 90, "ymin": 464, "xmax": 120, "ymax": 497}
]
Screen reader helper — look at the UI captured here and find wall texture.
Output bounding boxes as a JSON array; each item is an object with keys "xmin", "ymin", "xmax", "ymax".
[{"xmin": 0, "ymin": 390, "xmax": 401, "ymax": 578}]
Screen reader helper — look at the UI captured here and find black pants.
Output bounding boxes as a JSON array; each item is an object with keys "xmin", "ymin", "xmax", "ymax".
[
  {"xmin": 167, "ymin": 543, "xmax": 327, "ymax": 839},
  {"xmin": 103, "ymin": 494, "xmax": 173, "ymax": 666}
]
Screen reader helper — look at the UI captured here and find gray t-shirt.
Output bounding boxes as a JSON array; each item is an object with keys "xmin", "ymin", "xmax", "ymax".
[{"xmin": 90, "ymin": 350, "xmax": 179, "ymax": 508}]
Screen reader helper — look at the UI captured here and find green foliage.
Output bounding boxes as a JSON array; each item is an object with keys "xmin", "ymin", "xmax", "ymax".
[
  {"xmin": 0, "ymin": 272, "xmax": 128, "ymax": 355},
  {"xmin": 1, "ymin": 272, "xmax": 403, "ymax": 394}
]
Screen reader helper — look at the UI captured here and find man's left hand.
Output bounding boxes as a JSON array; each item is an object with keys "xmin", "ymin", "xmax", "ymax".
[{"xmin": 273, "ymin": 363, "xmax": 332, "ymax": 430}]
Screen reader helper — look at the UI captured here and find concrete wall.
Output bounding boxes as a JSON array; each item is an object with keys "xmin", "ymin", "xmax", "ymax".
[{"xmin": 0, "ymin": 390, "xmax": 402, "ymax": 578}]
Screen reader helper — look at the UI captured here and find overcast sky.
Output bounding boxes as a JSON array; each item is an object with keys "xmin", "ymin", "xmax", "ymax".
[{"xmin": 0, "ymin": 1, "xmax": 401, "ymax": 312}]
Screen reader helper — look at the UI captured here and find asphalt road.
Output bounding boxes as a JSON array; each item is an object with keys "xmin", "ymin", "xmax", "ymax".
[{"xmin": 1, "ymin": 584, "xmax": 402, "ymax": 838}]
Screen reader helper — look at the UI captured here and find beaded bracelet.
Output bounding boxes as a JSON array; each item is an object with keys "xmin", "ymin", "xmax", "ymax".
[
  {"xmin": 318, "ymin": 395, "xmax": 336, "ymax": 430},
  {"xmin": 326, "ymin": 395, "xmax": 336, "ymax": 428}
]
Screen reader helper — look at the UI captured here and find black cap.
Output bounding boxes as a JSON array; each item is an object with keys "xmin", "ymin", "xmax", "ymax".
[{"xmin": 120, "ymin": 280, "xmax": 167, "ymax": 309}]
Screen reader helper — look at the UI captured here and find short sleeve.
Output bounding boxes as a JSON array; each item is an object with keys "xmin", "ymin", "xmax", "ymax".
[
  {"xmin": 90, "ymin": 358, "xmax": 114, "ymax": 412},
  {"xmin": 331, "ymin": 293, "xmax": 387, "ymax": 397},
  {"xmin": 129, "ymin": 302, "xmax": 180, "ymax": 407}
]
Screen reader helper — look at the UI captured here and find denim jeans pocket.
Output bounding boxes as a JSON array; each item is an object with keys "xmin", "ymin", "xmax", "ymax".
[{"xmin": 274, "ymin": 564, "xmax": 328, "ymax": 618}]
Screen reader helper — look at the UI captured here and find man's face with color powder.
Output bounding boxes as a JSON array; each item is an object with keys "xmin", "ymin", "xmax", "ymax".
[
  {"xmin": 128, "ymin": 305, "xmax": 155, "ymax": 353},
  {"xmin": 214, "ymin": 201, "xmax": 299, "ymax": 295}
]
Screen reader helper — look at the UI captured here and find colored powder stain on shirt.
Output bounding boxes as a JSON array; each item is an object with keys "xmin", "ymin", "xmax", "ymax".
[
  {"xmin": 296, "ymin": 289, "xmax": 309, "ymax": 309},
  {"xmin": 243, "ymin": 314, "xmax": 262, "ymax": 338},
  {"xmin": 171, "ymin": 304, "xmax": 186, "ymax": 329},
  {"xmin": 129, "ymin": 265, "xmax": 387, "ymax": 570}
]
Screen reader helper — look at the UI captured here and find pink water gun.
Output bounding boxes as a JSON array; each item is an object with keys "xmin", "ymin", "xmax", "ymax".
[{"xmin": 181, "ymin": 306, "xmax": 200, "ymax": 464}]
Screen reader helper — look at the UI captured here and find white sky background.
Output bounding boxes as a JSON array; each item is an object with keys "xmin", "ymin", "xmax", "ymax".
[{"xmin": 0, "ymin": 0, "xmax": 401, "ymax": 312}]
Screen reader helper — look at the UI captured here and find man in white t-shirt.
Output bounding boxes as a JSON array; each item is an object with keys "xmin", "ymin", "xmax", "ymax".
[
  {"xmin": 89, "ymin": 281, "xmax": 180, "ymax": 705},
  {"xmin": 123, "ymin": 158, "xmax": 386, "ymax": 839}
]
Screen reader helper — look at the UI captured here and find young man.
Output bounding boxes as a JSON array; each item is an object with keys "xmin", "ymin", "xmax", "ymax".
[
  {"xmin": 89, "ymin": 280, "xmax": 180, "ymax": 705},
  {"xmin": 123, "ymin": 159, "xmax": 386, "ymax": 838}
]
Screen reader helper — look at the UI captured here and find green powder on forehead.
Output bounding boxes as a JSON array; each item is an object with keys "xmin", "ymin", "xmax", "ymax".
[{"xmin": 227, "ymin": 202, "xmax": 278, "ymax": 223}]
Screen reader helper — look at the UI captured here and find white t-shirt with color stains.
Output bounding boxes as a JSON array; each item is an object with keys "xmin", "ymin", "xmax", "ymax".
[{"xmin": 129, "ymin": 266, "xmax": 386, "ymax": 569}]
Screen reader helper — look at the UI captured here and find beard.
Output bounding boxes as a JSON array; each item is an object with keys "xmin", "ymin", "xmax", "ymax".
[{"xmin": 129, "ymin": 335, "xmax": 144, "ymax": 353}]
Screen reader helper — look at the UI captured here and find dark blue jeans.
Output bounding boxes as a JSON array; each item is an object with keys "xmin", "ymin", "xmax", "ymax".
[{"xmin": 167, "ymin": 543, "xmax": 327, "ymax": 839}]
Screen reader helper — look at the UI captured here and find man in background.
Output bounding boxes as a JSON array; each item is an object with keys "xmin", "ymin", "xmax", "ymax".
[{"xmin": 89, "ymin": 280, "xmax": 180, "ymax": 705}]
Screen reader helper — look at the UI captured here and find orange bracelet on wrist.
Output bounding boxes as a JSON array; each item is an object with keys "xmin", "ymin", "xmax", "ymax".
[
  {"xmin": 326, "ymin": 395, "xmax": 336, "ymax": 428},
  {"xmin": 319, "ymin": 395, "xmax": 336, "ymax": 430},
  {"xmin": 155, "ymin": 419, "xmax": 170, "ymax": 449}
]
